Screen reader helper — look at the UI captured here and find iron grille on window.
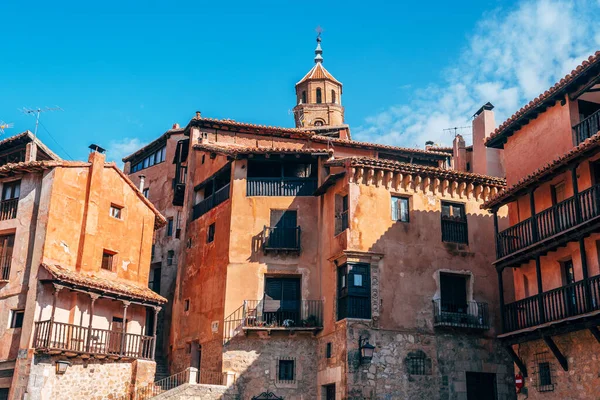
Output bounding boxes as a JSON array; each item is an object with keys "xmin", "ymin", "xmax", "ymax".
[
  {"xmin": 405, "ymin": 350, "xmax": 432, "ymax": 375},
  {"xmin": 534, "ymin": 352, "xmax": 554, "ymax": 392},
  {"xmin": 277, "ymin": 358, "xmax": 295, "ymax": 383}
]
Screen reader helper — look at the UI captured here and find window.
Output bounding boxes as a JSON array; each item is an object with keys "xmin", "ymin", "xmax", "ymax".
[
  {"xmin": 2, "ymin": 181, "xmax": 20, "ymax": 200},
  {"xmin": 538, "ymin": 363, "xmax": 552, "ymax": 388},
  {"xmin": 143, "ymin": 188, "xmax": 149, "ymax": 198},
  {"xmin": 391, "ymin": 196, "xmax": 409, "ymax": 222},
  {"xmin": 301, "ymin": 90, "xmax": 307, "ymax": 104},
  {"xmin": 167, "ymin": 250, "xmax": 175, "ymax": 266},
  {"xmin": 151, "ymin": 244, "xmax": 155, "ymax": 260},
  {"xmin": 131, "ymin": 145, "xmax": 167, "ymax": 173},
  {"xmin": 316, "ymin": 88, "xmax": 322, "ymax": 104},
  {"xmin": 405, "ymin": 350, "xmax": 432, "ymax": 375},
  {"xmin": 110, "ymin": 204, "xmax": 122, "ymax": 219},
  {"xmin": 9, "ymin": 310, "xmax": 24, "ymax": 328},
  {"xmin": 0, "ymin": 234, "xmax": 15, "ymax": 281},
  {"xmin": 440, "ymin": 272, "xmax": 468, "ymax": 313},
  {"xmin": 551, "ymin": 181, "xmax": 566, "ymax": 204},
  {"xmin": 534, "ymin": 352, "xmax": 554, "ymax": 392},
  {"xmin": 337, "ymin": 263, "xmax": 371, "ymax": 320},
  {"xmin": 441, "ymin": 201, "xmax": 468, "ymax": 244},
  {"xmin": 335, "ymin": 195, "xmax": 349, "ymax": 235},
  {"xmin": 149, "ymin": 267, "xmax": 161, "ymax": 293},
  {"xmin": 166, "ymin": 218, "xmax": 173, "ymax": 237},
  {"xmin": 202, "ymin": 154, "xmax": 205, "ymax": 164},
  {"xmin": 331, "ymin": 90, "xmax": 336, "ymax": 104},
  {"xmin": 266, "ymin": 210, "xmax": 299, "ymax": 250},
  {"xmin": 184, "ymin": 299, "xmax": 190, "ymax": 312},
  {"xmin": 326, "ymin": 342, "xmax": 332, "ymax": 359},
  {"xmin": 207, "ymin": 223, "xmax": 215, "ymax": 243},
  {"xmin": 101, "ymin": 251, "xmax": 115, "ymax": 271},
  {"xmin": 278, "ymin": 359, "xmax": 295, "ymax": 382},
  {"xmin": 314, "ymin": 120, "xmax": 324, "ymax": 126}
]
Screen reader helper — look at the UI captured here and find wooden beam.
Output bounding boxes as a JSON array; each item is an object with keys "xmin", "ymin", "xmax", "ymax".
[
  {"xmin": 503, "ymin": 345, "xmax": 528, "ymax": 377},
  {"xmin": 570, "ymin": 75, "xmax": 600, "ymax": 100},
  {"xmin": 589, "ymin": 326, "xmax": 600, "ymax": 344},
  {"xmin": 543, "ymin": 336, "xmax": 568, "ymax": 371}
]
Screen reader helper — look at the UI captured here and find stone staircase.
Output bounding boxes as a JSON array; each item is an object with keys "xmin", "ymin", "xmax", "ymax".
[{"xmin": 154, "ymin": 355, "xmax": 170, "ymax": 382}]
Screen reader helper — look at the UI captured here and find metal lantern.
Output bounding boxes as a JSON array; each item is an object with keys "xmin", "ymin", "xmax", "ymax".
[
  {"xmin": 359, "ymin": 336, "xmax": 375, "ymax": 364},
  {"xmin": 55, "ymin": 360, "xmax": 71, "ymax": 375}
]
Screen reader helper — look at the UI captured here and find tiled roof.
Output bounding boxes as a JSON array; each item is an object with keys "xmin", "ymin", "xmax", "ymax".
[
  {"xmin": 482, "ymin": 130, "xmax": 600, "ymax": 209},
  {"xmin": 486, "ymin": 51, "xmax": 600, "ymax": 148},
  {"xmin": 327, "ymin": 157, "xmax": 506, "ymax": 187},
  {"xmin": 41, "ymin": 263, "xmax": 166, "ymax": 304},
  {"xmin": 0, "ymin": 131, "xmax": 61, "ymax": 161},
  {"xmin": 122, "ymin": 127, "xmax": 185, "ymax": 162},
  {"xmin": 312, "ymin": 136, "xmax": 452, "ymax": 158},
  {"xmin": 191, "ymin": 117, "xmax": 311, "ymax": 135},
  {"xmin": 296, "ymin": 63, "xmax": 342, "ymax": 86},
  {"xmin": 193, "ymin": 143, "xmax": 332, "ymax": 157}
]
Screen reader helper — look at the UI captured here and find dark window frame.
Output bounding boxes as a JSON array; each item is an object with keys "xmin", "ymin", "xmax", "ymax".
[
  {"xmin": 110, "ymin": 204, "xmax": 123, "ymax": 219},
  {"xmin": 101, "ymin": 251, "xmax": 116, "ymax": 271},
  {"xmin": 278, "ymin": 359, "xmax": 295, "ymax": 382},
  {"xmin": 2, "ymin": 180, "xmax": 20, "ymax": 200},
  {"xmin": 207, "ymin": 223, "xmax": 215, "ymax": 243},
  {"xmin": 337, "ymin": 262, "xmax": 371, "ymax": 320},
  {"xmin": 316, "ymin": 88, "xmax": 322, "ymax": 104},
  {"xmin": 441, "ymin": 201, "xmax": 468, "ymax": 244},
  {"xmin": 10, "ymin": 309, "xmax": 24, "ymax": 329}
]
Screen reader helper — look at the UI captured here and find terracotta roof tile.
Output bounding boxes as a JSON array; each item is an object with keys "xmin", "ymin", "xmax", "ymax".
[
  {"xmin": 310, "ymin": 136, "xmax": 451, "ymax": 158},
  {"xmin": 326, "ymin": 156, "xmax": 506, "ymax": 187},
  {"xmin": 296, "ymin": 63, "xmax": 342, "ymax": 86},
  {"xmin": 486, "ymin": 51, "xmax": 600, "ymax": 147},
  {"xmin": 482, "ymin": 130, "xmax": 600, "ymax": 209},
  {"xmin": 193, "ymin": 143, "xmax": 332, "ymax": 157},
  {"xmin": 41, "ymin": 263, "xmax": 166, "ymax": 304}
]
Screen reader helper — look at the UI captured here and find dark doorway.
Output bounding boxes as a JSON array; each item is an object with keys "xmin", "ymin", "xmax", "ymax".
[
  {"xmin": 466, "ymin": 372, "xmax": 497, "ymax": 400},
  {"xmin": 191, "ymin": 341, "xmax": 201, "ymax": 381},
  {"xmin": 563, "ymin": 259, "xmax": 578, "ymax": 314},
  {"xmin": 440, "ymin": 273, "xmax": 468, "ymax": 313},
  {"xmin": 0, "ymin": 388, "xmax": 8, "ymax": 400},
  {"xmin": 264, "ymin": 277, "xmax": 300, "ymax": 326},
  {"xmin": 324, "ymin": 384, "xmax": 336, "ymax": 400},
  {"xmin": 149, "ymin": 266, "xmax": 161, "ymax": 293}
]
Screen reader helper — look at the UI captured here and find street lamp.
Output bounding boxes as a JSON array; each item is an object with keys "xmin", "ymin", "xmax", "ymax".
[
  {"xmin": 55, "ymin": 360, "xmax": 71, "ymax": 375},
  {"xmin": 359, "ymin": 336, "xmax": 375, "ymax": 364}
]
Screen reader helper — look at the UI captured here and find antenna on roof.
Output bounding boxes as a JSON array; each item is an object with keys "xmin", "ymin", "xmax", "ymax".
[
  {"xmin": 443, "ymin": 126, "xmax": 471, "ymax": 138},
  {"xmin": 0, "ymin": 121, "xmax": 14, "ymax": 135},
  {"xmin": 20, "ymin": 106, "xmax": 63, "ymax": 139}
]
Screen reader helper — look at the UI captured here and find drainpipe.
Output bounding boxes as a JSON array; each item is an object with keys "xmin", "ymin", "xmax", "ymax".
[{"xmin": 139, "ymin": 175, "xmax": 146, "ymax": 192}]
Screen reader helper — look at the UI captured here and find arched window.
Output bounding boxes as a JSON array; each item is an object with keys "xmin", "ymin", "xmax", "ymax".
[
  {"xmin": 316, "ymin": 88, "xmax": 322, "ymax": 104},
  {"xmin": 331, "ymin": 90, "xmax": 336, "ymax": 104},
  {"xmin": 314, "ymin": 120, "xmax": 324, "ymax": 127},
  {"xmin": 301, "ymin": 91, "xmax": 307, "ymax": 104}
]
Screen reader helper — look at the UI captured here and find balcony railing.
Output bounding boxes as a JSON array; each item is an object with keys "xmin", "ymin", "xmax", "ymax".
[
  {"xmin": 0, "ymin": 255, "xmax": 12, "ymax": 281},
  {"xmin": 496, "ymin": 184, "xmax": 600, "ymax": 259},
  {"xmin": 246, "ymin": 178, "xmax": 318, "ymax": 197},
  {"xmin": 262, "ymin": 226, "xmax": 301, "ymax": 252},
  {"xmin": 441, "ymin": 218, "xmax": 468, "ymax": 244},
  {"xmin": 192, "ymin": 183, "xmax": 230, "ymax": 220},
  {"xmin": 573, "ymin": 108, "xmax": 600, "ymax": 146},
  {"xmin": 33, "ymin": 320, "xmax": 155, "ymax": 360},
  {"xmin": 503, "ymin": 275, "xmax": 600, "ymax": 333},
  {"xmin": 433, "ymin": 299, "xmax": 490, "ymax": 330},
  {"xmin": 0, "ymin": 198, "xmax": 18, "ymax": 221}
]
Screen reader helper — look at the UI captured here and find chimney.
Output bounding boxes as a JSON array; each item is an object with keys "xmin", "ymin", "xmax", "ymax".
[
  {"xmin": 195, "ymin": 111, "xmax": 202, "ymax": 119},
  {"xmin": 425, "ymin": 140, "xmax": 435, "ymax": 151},
  {"xmin": 139, "ymin": 175, "xmax": 146, "ymax": 192},
  {"xmin": 472, "ymin": 103, "xmax": 504, "ymax": 177},
  {"xmin": 88, "ymin": 144, "xmax": 106, "ymax": 164},
  {"xmin": 172, "ymin": 123, "xmax": 180, "ymax": 130},
  {"xmin": 452, "ymin": 134, "xmax": 467, "ymax": 172}
]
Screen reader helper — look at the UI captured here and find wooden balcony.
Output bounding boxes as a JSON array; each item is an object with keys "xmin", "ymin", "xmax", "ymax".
[
  {"xmin": 573, "ymin": 108, "xmax": 600, "ymax": 146},
  {"xmin": 0, "ymin": 198, "xmax": 18, "ymax": 221},
  {"xmin": 33, "ymin": 320, "xmax": 155, "ymax": 360},
  {"xmin": 496, "ymin": 183, "xmax": 600, "ymax": 262},
  {"xmin": 262, "ymin": 226, "xmax": 301, "ymax": 252},
  {"xmin": 0, "ymin": 255, "xmax": 11, "ymax": 282},
  {"xmin": 502, "ymin": 275, "xmax": 600, "ymax": 335},
  {"xmin": 191, "ymin": 183, "xmax": 230, "ymax": 220},
  {"xmin": 433, "ymin": 300, "xmax": 490, "ymax": 330},
  {"xmin": 246, "ymin": 178, "xmax": 317, "ymax": 197}
]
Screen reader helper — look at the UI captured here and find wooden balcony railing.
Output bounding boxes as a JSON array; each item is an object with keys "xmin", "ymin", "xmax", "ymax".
[
  {"xmin": 192, "ymin": 183, "xmax": 230, "ymax": 220},
  {"xmin": 433, "ymin": 299, "xmax": 489, "ymax": 330},
  {"xmin": 33, "ymin": 320, "xmax": 155, "ymax": 360},
  {"xmin": 0, "ymin": 198, "xmax": 18, "ymax": 221},
  {"xmin": 246, "ymin": 178, "xmax": 318, "ymax": 197},
  {"xmin": 503, "ymin": 275, "xmax": 600, "ymax": 333},
  {"xmin": 573, "ymin": 108, "xmax": 600, "ymax": 146},
  {"xmin": 262, "ymin": 226, "xmax": 301, "ymax": 252},
  {"xmin": 441, "ymin": 218, "xmax": 468, "ymax": 244},
  {"xmin": 496, "ymin": 184, "xmax": 600, "ymax": 259}
]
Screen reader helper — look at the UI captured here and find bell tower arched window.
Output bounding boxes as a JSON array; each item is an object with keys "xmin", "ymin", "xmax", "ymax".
[
  {"xmin": 331, "ymin": 90, "xmax": 336, "ymax": 104},
  {"xmin": 316, "ymin": 88, "xmax": 322, "ymax": 104},
  {"xmin": 301, "ymin": 91, "xmax": 307, "ymax": 104}
]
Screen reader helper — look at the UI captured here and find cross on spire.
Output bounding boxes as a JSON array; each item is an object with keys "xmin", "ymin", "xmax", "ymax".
[{"xmin": 314, "ymin": 26, "xmax": 324, "ymax": 64}]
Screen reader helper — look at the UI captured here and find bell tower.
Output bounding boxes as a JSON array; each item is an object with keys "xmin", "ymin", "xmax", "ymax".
[{"xmin": 293, "ymin": 33, "xmax": 344, "ymax": 128}]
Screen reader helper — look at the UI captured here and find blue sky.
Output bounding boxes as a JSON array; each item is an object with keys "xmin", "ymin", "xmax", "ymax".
[{"xmin": 1, "ymin": 0, "xmax": 599, "ymax": 163}]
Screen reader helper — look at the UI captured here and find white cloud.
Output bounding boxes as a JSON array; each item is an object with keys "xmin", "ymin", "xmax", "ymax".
[
  {"xmin": 107, "ymin": 137, "xmax": 146, "ymax": 165},
  {"xmin": 354, "ymin": 0, "xmax": 600, "ymax": 148}
]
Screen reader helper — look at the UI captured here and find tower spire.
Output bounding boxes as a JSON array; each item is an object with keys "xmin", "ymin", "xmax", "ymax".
[{"xmin": 314, "ymin": 27, "xmax": 323, "ymax": 64}]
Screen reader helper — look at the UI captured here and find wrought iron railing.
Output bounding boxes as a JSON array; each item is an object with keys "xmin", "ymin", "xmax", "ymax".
[
  {"xmin": 432, "ymin": 299, "xmax": 489, "ymax": 330},
  {"xmin": 573, "ymin": 108, "xmax": 600, "ymax": 145},
  {"xmin": 503, "ymin": 275, "xmax": 600, "ymax": 333},
  {"xmin": 0, "ymin": 198, "xmax": 18, "ymax": 221},
  {"xmin": 441, "ymin": 218, "xmax": 468, "ymax": 244},
  {"xmin": 129, "ymin": 368, "xmax": 192, "ymax": 400},
  {"xmin": 246, "ymin": 178, "xmax": 318, "ymax": 197},
  {"xmin": 496, "ymin": 183, "xmax": 600, "ymax": 258},
  {"xmin": 33, "ymin": 320, "xmax": 154, "ymax": 360},
  {"xmin": 262, "ymin": 226, "xmax": 301, "ymax": 251},
  {"xmin": 199, "ymin": 370, "xmax": 227, "ymax": 385},
  {"xmin": 192, "ymin": 183, "xmax": 230, "ymax": 220}
]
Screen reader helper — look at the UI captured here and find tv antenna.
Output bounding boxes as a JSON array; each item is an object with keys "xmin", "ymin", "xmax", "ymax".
[
  {"xmin": 20, "ymin": 106, "xmax": 63, "ymax": 138},
  {"xmin": 0, "ymin": 121, "xmax": 14, "ymax": 135},
  {"xmin": 443, "ymin": 126, "xmax": 471, "ymax": 138}
]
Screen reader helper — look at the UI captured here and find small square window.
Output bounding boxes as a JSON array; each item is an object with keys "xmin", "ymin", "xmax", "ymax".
[
  {"xmin": 207, "ymin": 223, "xmax": 215, "ymax": 243},
  {"xmin": 202, "ymin": 155, "xmax": 206, "ymax": 164},
  {"xmin": 167, "ymin": 218, "xmax": 174, "ymax": 237},
  {"xmin": 9, "ymin": 310, "xmax": 24, "ymax": 328},
  {"xmin": 326, "ymin": 342, "xmax": 332, "ymax": 359},
  {"xmin": 391, "ymin": 196, "xmax": 409, "ymax": 222},
  {"xmin": 278, "ymin": 359, "xmax": 295, "ymax": 382},
  {"xmin": 143, "ymin": 188, "xmax": 149, "ymax": 198},
  {"xmin": 167, "ymin": 250, "xmax": 175, "ymax": 266},
  {"xmin": 110, "ymin": 205, "xmax": 122, "ymax": 219},
  {"xmin": 353, "ymin": 274, "xmax": 363, "ymax": 287},
  {"xmin": 184, "ymin": 299, "xmax": 190, "ymax": 312},
  {"xmin": 101, "ymin": 251, "xmax": 115, "ymax": 271}
]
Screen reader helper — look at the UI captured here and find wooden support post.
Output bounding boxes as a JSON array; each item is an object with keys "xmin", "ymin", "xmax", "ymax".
[
  {"xmin": 151, "ymin": 306, "xmax": 160, "ymax": 360},
  {"xmin": 543, "ymin": 336, "xmax": 568, "ymax": 371},
  {"xmin": 503, "ymin": 345, "xmax": 528, "ymax": 377},
  {"xmin": 48, "ymin": 284, "xmax": 63, "ymax": 347},
  {"xmin": 579, "ymin": 238, "xmax": 592, "ymax": 312},
  {"xmin": 120, "ymin": 301, "xmax": 130, "ymax": 356},
  {"xmin": 497, "ymin": 267, "xmax": 505, "ymax": 334},
  {"xmin": 529, "ymin": 190, "xmax": 538, "ymax": 241},
  {"xmin": 493, "ymin": 210, "xmax": 500, "ymax": 259},
  {"xmin": 571, "ymin": 166, "xmax": 582, "ymax": 223},
  {"xmin": 86, "ymin": 294, "xmax": 99, "ymax": 353},
  {"xmin": 535, "ymin": 256, "xmax": 545, "ymax": 324},
  {"xmin": 589, "ymin": 326, "xmax": 600, "ymax": 344}
]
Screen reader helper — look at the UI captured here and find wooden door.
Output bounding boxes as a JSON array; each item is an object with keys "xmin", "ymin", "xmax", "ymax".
[
  {"xmin": 440, "ymin": 273, "xmax": 468, "ymax": 313},
  {"xmin": 264, "ymin": 277, "xmax": 300, "ymax": 326}
]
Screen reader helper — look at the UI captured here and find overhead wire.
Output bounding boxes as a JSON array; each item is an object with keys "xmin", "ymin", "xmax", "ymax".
[{"xmin": 37, "ymin": 120, "xmax": 74, "ymax": 160}]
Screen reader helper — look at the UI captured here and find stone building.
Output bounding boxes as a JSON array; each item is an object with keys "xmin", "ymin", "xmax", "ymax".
[
  {"xmin": 0, "ymin": 134, "xmax": 167, "ymax": 400},
  {"xmin": 483, "ymin": 51, "xmax": 600, "ymax": 399},
  {"xmin": 126, "ymin": 36, "xmax": 517, "ymax": 400}
]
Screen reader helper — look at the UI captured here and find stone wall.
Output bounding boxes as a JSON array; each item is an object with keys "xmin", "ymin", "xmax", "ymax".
[
  {"xmin": 515, "ymin": 330, "xmax": 600, "ymax": 400},
  {"xmin": 152, "ymin": 383, "xmax": 239, "ymax": 400},
  {"xmin": 223, "ymin": 332, "xmax": 318, "ymax": 400}
]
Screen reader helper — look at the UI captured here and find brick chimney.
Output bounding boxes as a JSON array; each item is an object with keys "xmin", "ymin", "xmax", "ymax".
[
  {"xmin": 452, "ymin": 134, "xmax": 467, "ymax": 172},
  {"xmin": 172, "ymin": 123, "xmax": 180, "ymax": 130},
  {"xmin": 88, "ymin": 144, "xmax": 106, "ymax": 164},
  {"xmin": 472, "ymin": 103, "xmax": 504, "ymax": 177}
]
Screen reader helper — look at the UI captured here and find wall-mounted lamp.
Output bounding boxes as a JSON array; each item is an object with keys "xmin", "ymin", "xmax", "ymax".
[
  {"xmin": 55, "ymin": 360, "xmax": 72, "ymax": 375},
  {"xmin": 359, "ymin": 336, "xmax": 375, "ymax": 364}
]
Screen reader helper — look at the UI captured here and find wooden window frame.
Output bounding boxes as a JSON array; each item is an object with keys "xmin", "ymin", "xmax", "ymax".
[
  {"xmin": 101, "ymin": 250, "xmax": 116, "ymax": 271},
  {"xmin": 110, "ymin": 204, "xmax": 123, "ymax": 219}
]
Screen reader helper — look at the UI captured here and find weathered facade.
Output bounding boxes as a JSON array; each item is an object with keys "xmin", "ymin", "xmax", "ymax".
[
  {"xmin": 484, "ymin": 51, "xmax": 600, "ymax": 399},
  {"xmin": 0, "ymin": 135, "xmax": 166, "ymax": 400}
]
